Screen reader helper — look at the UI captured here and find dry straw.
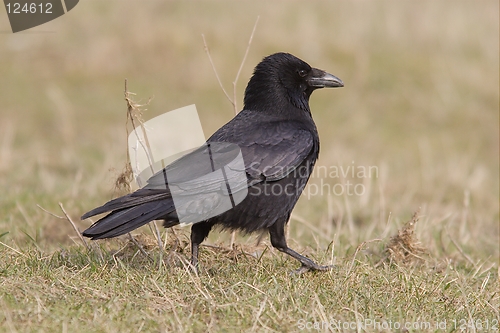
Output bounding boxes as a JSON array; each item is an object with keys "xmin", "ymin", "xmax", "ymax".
[{"xmin": 385, "ymin": 208, "xmax": 428, "ymax": 264}]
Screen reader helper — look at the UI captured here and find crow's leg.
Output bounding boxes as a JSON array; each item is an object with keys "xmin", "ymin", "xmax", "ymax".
[
  {"xmin": 190, "ymin": 222, "xmax": 214, "ymax": 269},
  {"xmin": 269, "ymin": 219, "xmax": 332, "ymax": 273}
]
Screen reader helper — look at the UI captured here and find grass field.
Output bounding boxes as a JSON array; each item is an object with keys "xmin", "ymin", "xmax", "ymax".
[{"xmin": 0, "ymin": 1, "xmax": 499, "ymax": 332}]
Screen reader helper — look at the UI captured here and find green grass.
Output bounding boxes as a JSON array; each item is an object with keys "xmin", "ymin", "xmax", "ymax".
[{"xmin": 0, "ymin": 1, "xmax": 499, "ymax": 332}]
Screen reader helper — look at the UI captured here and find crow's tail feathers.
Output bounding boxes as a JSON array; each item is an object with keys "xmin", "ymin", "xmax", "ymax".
[
  {"xmin": 81, "ymin": 189, "xmax": 171, "ymax": 219},
  {"xmin": 81, "ymin": 189, "xmax": 175, "ymax": 240}
]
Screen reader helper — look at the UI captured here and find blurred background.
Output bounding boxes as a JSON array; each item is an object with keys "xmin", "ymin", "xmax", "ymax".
[{"xmin": 0, "ymin": 1, "xmax": 498, "ymax": 262}]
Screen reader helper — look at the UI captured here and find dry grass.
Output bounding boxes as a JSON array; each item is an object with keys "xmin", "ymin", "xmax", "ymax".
[
  {"xmin": 0, "ymin": 1, "xmax": 498, "ymax": 332},
  {"xmin": 385, "ymin": 209, "xmax": 427, "ymax": 265}
]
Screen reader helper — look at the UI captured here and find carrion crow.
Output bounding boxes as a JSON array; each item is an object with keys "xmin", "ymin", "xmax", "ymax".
[{"xmin": 82, "ymin": 52, "xmax": 343, "ymax": 272}]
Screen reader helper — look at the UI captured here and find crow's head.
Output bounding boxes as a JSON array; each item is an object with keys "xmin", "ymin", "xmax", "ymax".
[{"xmin": 244, "ymin": 52, "xmax": 343, "ymax": 113}]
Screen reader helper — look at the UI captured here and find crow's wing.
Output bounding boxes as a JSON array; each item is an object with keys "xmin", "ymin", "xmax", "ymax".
[
  {"xmin": 82, "ymin": 115, "xmax": 315, "ymax": 222},
  {"xmin": 145, "ymin": 116, "xmax": 315, "ymax": 191}
]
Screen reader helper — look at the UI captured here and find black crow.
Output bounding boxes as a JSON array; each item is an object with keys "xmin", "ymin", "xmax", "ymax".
[{"xmin": 82, "ymin": 52, "xmax": 343, "ymax": 272}]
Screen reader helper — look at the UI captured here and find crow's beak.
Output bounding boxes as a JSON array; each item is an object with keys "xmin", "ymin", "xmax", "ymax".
[{"xmin": 307, "ymin": 68, "xmax": 344, "ymax": 88}]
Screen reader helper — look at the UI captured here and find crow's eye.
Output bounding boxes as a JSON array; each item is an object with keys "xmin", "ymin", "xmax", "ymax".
[{"xmin": 298, "ymin": 69, "xmax": 308, "ymax": 77}]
